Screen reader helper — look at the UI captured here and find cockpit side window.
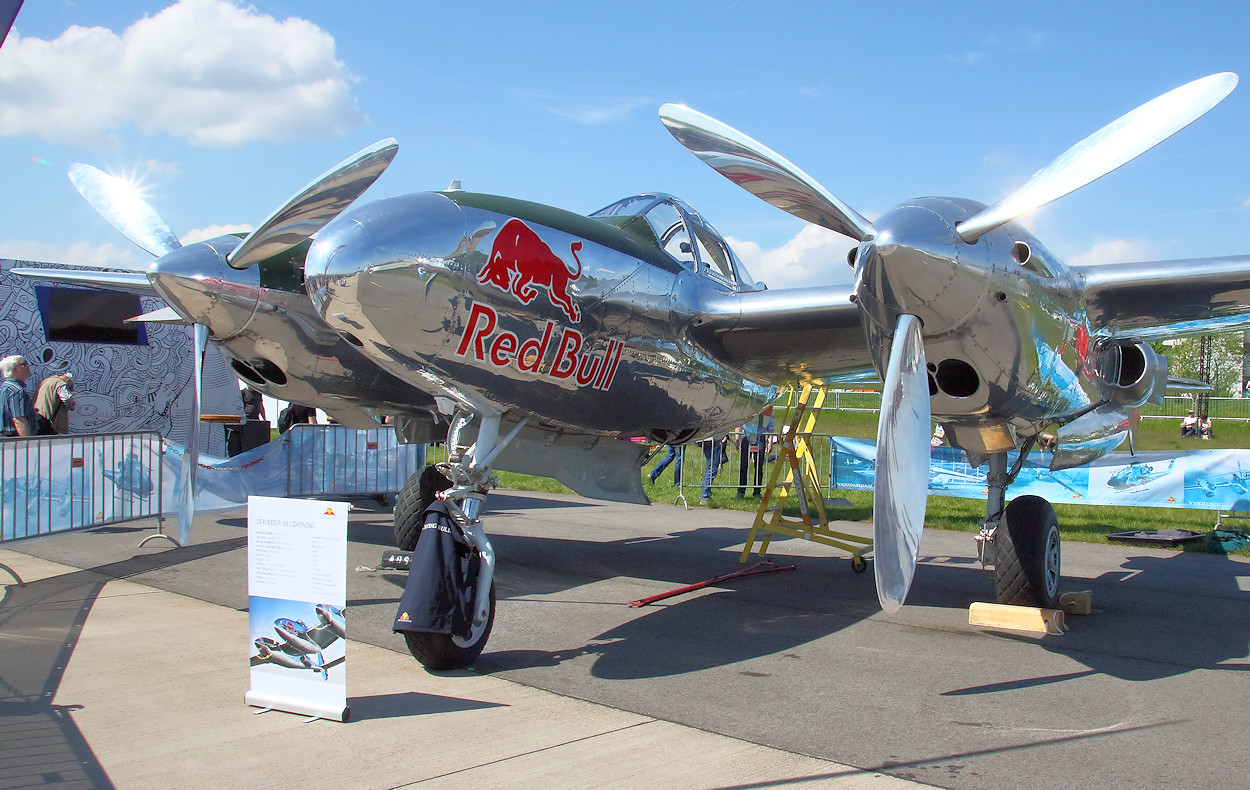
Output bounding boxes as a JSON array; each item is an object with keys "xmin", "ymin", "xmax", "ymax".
[
  {"xmin": 690, "ymin": 223, "xmax": 736, "ymax": 283},
  {"xmin": 643, "ymin": 202, "xmax": 696, "ymax": 272},
  {"xmin": 590, "ymin": 194, "xmax": 757, "ymax": 288}
]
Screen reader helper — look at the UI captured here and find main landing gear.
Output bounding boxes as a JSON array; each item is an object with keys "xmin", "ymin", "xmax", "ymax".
[
  {"xmin": 392, "ymin": 412, "xmax": 526, "ymax": 670},
  {"xmin": 976, "ymin": 444, "xmax": 1062, "ymax": 609}
]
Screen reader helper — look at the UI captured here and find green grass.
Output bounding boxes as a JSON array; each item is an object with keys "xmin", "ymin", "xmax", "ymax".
[{"xmin": 495, "ymin": 409, "xmax": 1250, "ymax": 556}]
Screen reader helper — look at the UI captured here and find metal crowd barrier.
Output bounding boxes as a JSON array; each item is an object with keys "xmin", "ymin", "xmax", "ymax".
[
  {"xmin": 793, "ymin": 390, "xmax": 1250, "ymax": 421},
  {"xmin": 0, "ymin": 431, "xmax": 164, "ymax": 546},
  {"xmin": 284, "ymin": 424, "xmax": 422, "ymax": 499},
  {"xmin": 1140, "ymin": 395, "xmax": 1250, "ymax": 421},
  {"xmin": 659, "ymin": 432, "xmax": 833, "ymax": 505}
]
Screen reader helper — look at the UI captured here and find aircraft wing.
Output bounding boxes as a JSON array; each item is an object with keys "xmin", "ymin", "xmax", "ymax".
[
  {"xmin": 688, "ymin": 285, "xmax": 877, "ymax": 385},
  {"xmin": 305, "ymin": 622, "xmax": 341, "ymax": 650},
  {"xmin": 1078, "ymin": 254, "xmax": 1250, "ymax": 340},
  {"xmin": 11, "ymin": 266, "xmax": 156, "ymax": 296}
]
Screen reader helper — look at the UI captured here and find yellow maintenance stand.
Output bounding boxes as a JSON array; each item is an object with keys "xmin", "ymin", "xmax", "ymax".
[{"xmin": 740, "ymin": 385, "xmax": 874, "ymax": 570}]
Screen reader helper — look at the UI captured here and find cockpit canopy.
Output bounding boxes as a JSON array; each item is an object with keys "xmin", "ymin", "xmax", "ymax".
[{"xmin": 590, "ymin": 193, "xmax": 762, "ymax": 291}]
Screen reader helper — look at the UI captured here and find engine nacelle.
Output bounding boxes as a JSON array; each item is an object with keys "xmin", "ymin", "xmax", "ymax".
[{"xmin": 1107, "ymin": 342, "xmax": 1168, "ymax": 408}]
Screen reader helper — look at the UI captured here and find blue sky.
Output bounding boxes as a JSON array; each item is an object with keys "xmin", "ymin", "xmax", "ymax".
[{"xmin": 3, "ymin": 1, "xmax": 1250, "ymax": 290}]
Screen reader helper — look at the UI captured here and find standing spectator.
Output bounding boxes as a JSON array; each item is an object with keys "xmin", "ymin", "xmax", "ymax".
[
  {"xmin": 700, "ymin": 433, "xmax": 729, "ymax": 503},
  {"xmin": 277, "ymin": 403, "xmax": 316, "ymax": 432},
  {"xmin": 227, "ymin": 386, "xmax": 267, "ymax": 457},
  {"xmin": 736, "ymin": 407, "xmax": 774, "ymax": 498},
  {"xmin": 648, "ymin": 443, "xmax": 682, "ymax": 485},
  {"xmin": 0, "ymin": 355, "xmax": 38, "ymax": 437},
  {"xmin": 241, "ymin": 386, "xmax": 265, "ymax": 422},
  {"xmin": 34, "ymin": 359, "xmax": 75, "ymax": 434}
]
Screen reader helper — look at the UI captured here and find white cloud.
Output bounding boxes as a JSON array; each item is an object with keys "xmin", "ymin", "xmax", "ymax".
[
  {"xmin": 142, "ymin": 158, "xmax": 181, "ymax": 176},
  {"xmin": 180, "ymin": 223, "xmax": 251, "ymax": 244},
  {"xmin": 534, "ymin": 95, "xmax": 652, "ymax": 125},
  {"xmin": 513, "ymin": 88, "xmax": 651, "ymax": 125},
  {"xmin": 1065, "ymin": 237, "xmax": 1157, "ymax": 267},
  {"xmin": 0, "ymin": 239, "xmax": 148, "ymax": 270},
  {"xmin": 729, "ymin": 224, "xmax": 858, "ymax": 289},
  {"xmin": 0, "ymin": 0, "xmax": 364, "ymax": 147}
]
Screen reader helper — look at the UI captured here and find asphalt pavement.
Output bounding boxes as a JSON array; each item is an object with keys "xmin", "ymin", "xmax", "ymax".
[{"xmin": 1, "ymin": 491, "xmax": 1247, "ymax": 790}]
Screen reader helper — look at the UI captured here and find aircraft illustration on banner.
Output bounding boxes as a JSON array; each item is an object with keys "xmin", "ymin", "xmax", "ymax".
[
  {"xmin": 251, "ymin": 604, "xmax": 346, "ymax": 679},
  {"xmin": 1187, "ymin": 461, "xmax": 1250, "ymax": 498},
  {"xmin": 16, "ymin": 72, "xmax": 1250, "ymax": 671},
  {"xmin": 1106, "ymin": 460, "xmax": 1178, "ymax": 492}
]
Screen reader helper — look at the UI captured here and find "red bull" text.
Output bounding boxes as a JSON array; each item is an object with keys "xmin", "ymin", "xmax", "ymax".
[
  {"xmin": 455, "ymin": 303, "xmax": 623, "ymax": 391},
  {"xmin": 477, "ymin": 218, "xmax": 583, "ymax": 323}
]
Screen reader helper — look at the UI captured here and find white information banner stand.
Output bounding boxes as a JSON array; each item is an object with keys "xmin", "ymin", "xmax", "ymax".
[{"xmin": 245, "ymin": 496, "xmax": 349, "ymax": 721}]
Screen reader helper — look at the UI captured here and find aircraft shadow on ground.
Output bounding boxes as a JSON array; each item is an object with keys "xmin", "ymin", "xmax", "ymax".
[
  {"xmin": 485, "ymin": 491, "xmax": 600, "ymax": 513},
  {"xmin": 462, "ymin": 521, "xmax": 1249, "ymax": 683}
]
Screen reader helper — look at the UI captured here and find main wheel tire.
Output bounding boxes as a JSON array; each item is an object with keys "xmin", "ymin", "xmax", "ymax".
[
  {"xmin": 993, "ymin": 495, "xmax": 1061, "ymax": 609},
  {"xmin": 393, "ymin": 465, "xmax": 451, "ymax": 550},
  {"xmin": 403, "ymin": 583, "xmax": 496, "ymax": 671}
]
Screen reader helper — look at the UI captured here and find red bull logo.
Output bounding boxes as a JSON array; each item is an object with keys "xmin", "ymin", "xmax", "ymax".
[
  {"xmin": 455, "ymin": 302, "xmax": 623, "ymax": 392},
  {"xmin": 478, "ymin": 218, "xmax": 582, "ymax": 323}
]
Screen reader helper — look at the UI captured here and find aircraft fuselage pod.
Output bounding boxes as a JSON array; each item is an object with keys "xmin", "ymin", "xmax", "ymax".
[
  {"xmin": 854, "ymin": 196, "xmax": 1162, "ymax": 463},
  {"xmin": 144, "ymin": 233, "xmax": 438, "ymax": 429},
  {"xmin": 305, "ymin": 191, "xmax": 777, "ymax": 442}
]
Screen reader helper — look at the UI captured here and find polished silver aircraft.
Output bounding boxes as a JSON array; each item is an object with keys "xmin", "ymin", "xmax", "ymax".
[{"xmin": 18, "ymin": 72, "xmax": 1250, "ymax": 671}]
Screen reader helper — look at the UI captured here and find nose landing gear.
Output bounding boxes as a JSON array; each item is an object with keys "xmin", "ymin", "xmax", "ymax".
[{"xmin": 392, "ymin": 412, "xmax": 525, "ymax": 670}]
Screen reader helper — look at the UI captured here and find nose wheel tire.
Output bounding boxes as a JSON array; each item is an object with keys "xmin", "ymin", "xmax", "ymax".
[
  {"xmin": 393, "ymin": 465, "xmax": 452, "ymax": 551},
  {"xmin": 993, "ymin": 495, "xmax": 1061, "ymax": 609},
  {"xmin": 402, "ymin": 583, "xmax": 496, "ymax": 671}
]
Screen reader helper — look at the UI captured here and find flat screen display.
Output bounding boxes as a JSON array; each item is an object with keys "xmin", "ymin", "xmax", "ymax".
[{"xmin": 35, "ymin": 285, "xmax": 148, "ymax": 345}]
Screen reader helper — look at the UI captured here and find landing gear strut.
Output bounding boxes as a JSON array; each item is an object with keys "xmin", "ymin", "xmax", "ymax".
[
  {"xmin": 976, "ymin": 442, "xmax": 1062, "ymax": 609},
  {"xmin": 392, "ymin": 411, "xmax": 526, "ymax": 670}
]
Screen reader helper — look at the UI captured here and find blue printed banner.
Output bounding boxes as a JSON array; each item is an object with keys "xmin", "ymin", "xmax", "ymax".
[{"xmin": 830, "ymin": 437, "xmax": 1250, "ymax": 512}]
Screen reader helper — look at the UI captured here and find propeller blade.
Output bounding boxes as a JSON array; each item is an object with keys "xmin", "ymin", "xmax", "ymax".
[
  {"xmin": 10, "ymin": 267, "xmax": 156, "ymax": 295},
  {"xmin": 177, "ymin": 322, "xmax": 208, "ymax": 545},
  {"xmin": 958, "ymin": 72, "xmax": 1237, "ymax": 243},
  {"xmin": 873, "ymin": 313, "xmax": 931, "ymax": 613},
  {"xmin": 68, "ymin": 164, "xmax": 181, "ymax": 258},
  {"xmin": 659, "ymin": 104, "xmax": 874, "ymax": 242},
  {"xmin": 226, "ymin": 138, "xmax": 399, "ymax": 270},
  {"xmin": 126, "ymin": 306, "xmax": 188, "ymax": 324}
]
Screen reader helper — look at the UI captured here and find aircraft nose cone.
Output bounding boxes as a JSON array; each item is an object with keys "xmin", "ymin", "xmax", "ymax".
[
  {"xmin": 854, "ymin": 200, "xmax": 986, "ymax": 338},
  {"xmin": 148, "ymin": 235, "xmax": 260, "ymax": 337}
]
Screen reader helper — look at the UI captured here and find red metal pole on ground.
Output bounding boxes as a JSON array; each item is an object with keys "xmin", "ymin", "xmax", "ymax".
[{"xmin": 627, "ymin": 560, "xmax": 797, "ymax": 607}]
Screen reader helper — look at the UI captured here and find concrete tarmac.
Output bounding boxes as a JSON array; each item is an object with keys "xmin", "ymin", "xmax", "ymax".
[{"xmin": 1, "ymin": 491, "xmax": 1247, "ymax": 789}]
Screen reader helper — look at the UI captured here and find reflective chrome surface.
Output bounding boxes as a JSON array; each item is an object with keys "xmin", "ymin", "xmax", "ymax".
[
  {"xmin": 660, "ymin": 104, "xmax": 874, "ymax": 242},
  {"xmin": 665, "ymin": 75, "xmax": 1248, "ymax": 611},
  {"xmin": 228, "ymin": 138, "xmax": 400, "ymax": 270},
  {"xmin": 664, "ymin": 79, "xmax": 1242, "ymax": 458},
  {"xmin": 1078, "ymin": 254, "xmax": 1250, "ymax": 339},
  {"xmin": 68, "ymin": 163, "xmax": 180, "ymax": 259},
  {"xmin": 873, "ymin": 314, "xmax": 930, "ymax": 613},
  {"xmin": 958, "ymin": 73, "xmax": 1237, "ymax": 243},
  {"xmin": 305, "ymin": 190, "xmax": 814, "ymax": 441}
]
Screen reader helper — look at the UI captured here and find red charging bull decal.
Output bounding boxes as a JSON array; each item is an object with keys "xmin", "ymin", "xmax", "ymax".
[
  {"xmin": 477, "ymin": 218, "xmax": 582, "ymax": 322},
  {"xmin": 455, "ymin": 302, "xmax": 623, "ymax": 391}
]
